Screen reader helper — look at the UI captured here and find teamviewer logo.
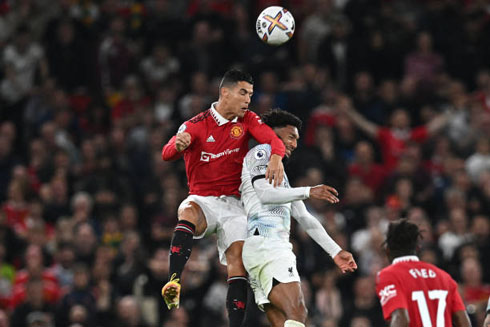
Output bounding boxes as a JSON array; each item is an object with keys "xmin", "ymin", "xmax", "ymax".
[{"xmin": 200, "ymin": 152, "xmax": 214, "ymax": 162}]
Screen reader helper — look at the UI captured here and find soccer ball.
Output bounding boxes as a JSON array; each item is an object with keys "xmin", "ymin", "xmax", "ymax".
[{"xmin": 256, "ymin": 6, "xmax": 295, "ymax": 46}]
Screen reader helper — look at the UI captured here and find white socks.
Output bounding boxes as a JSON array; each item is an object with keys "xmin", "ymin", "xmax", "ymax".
[{"xmin": 284, "ymin": 320, "xmax": 305, "ymax": 327}]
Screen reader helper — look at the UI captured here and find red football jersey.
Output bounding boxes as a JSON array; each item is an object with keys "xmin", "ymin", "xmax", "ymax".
[
  {"xmin": 376, "ymin": 256, "xmax": 466, "ymax": 327},
  {"xmin": 162, "ymin": 105, "xmax": 285, "ymax": 196},
  {"xmin": 376, "ymin": 126, "xmax": 428, "ymax": 171}
]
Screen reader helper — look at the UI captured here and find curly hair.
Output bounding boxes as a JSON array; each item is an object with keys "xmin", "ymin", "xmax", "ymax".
[
  {"xmin": 385, "ymin": 219, "xmax": 421, "ymax": 258},
  {"xmin": 261, "ymin": 109, "xmax": 302, "ymax": 130}
]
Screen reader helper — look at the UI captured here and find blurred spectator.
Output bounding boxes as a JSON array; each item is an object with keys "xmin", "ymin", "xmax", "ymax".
[
  {"xmin": 466, "ymin": 136, "xmax": 490, "ymax": 183},
  {"xmin": 0, "ymin": 243, "xmax": 14, "ymax": 308},
  {"xmin": 55, "ymin": 263, "xmax": 96, "ymax": 327},
  {"xmin": 404, "ymin": 31, "xmax": 444, "ymax": 94},
  {"xmin": 298, "ymin": 0, "xmax": 337, "ymax": 63},
  {"xmin": 114, "ymin": 295, "xmax": 148, "ymax": 327},
  {"xmin": 10, "ymin": 244, "xmax": 59, "ymax": 307},
  {"xmin": 348, "ymin": 141, "xmax": 386, "ymax": 195},
  {"xmin": 438, "ymin": 208, "xmax": 472, "ymax": 261},
  {"xmin": 98, "ymin": 16, "xmax": 133, "ymax": 92},
  {"xmin": 0, "ymin": 25, "xmax": 48, "ymax": 108},
  {"xmin": 140, "ymin": 44, "xmax": 179, "ymax": 93},
  {"xmin": 314, "ymin": 269, "xmax": 343, "ymax": 323},
  {"xmin": 45, "ymin": 19, "xmax": 89, "ymax": 92},
  {"xmin": 0, "ymin": 309, "xmax": 8, "ymax": 327},
  {"xmin": 317, "ymin": 15, "xmax": 357, "ymax": 90},
  {"xmin": 460, "ymin": 257, "xmax": 490, "ymax": 310},
  {"xmin": 10, "ymin": 277, "xmax": 55, "ymax": 327},
  {"xmin": 49, "ymin": 242, "xmax": 75, "ymax": 295},
  {"xmin": 340, "ymin": 276, "xmax": 384, "ymax": 327}
]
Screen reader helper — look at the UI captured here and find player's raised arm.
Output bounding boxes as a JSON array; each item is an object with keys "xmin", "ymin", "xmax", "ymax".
[{"xmin": 246, "ymin": 111, "xmax": 286, "ymax": 187}]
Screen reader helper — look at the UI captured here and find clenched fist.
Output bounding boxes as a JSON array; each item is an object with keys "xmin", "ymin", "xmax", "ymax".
[{"xmin": 175, "ymin": 132, "xmax": 191, "ymax": 152}]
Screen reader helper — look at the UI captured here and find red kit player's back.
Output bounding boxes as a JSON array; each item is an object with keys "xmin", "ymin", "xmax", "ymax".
[{"xmin": 376, "ymin": 256, "xmax": 466, "ymax": 327}]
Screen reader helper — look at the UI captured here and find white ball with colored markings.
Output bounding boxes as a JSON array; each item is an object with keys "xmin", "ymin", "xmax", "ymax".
[{"xmin": 256, "ymin": 6, "xmax": 295, "ymax": 46}]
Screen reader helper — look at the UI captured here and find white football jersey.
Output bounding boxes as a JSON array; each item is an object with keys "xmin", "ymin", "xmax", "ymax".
[{"xmin": 240, "ymin": 144, "xmax": 293, "ymax": 241}]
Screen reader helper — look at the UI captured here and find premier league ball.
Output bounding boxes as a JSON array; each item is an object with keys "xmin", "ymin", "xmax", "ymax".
[{"xmin": 256, "ymin": 6, "xmax": 295, "ymax": 46}]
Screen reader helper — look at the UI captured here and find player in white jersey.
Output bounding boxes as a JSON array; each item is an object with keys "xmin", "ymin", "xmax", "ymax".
[{"xmin": 240, "ymin": 109, "xmax": 358, "ymax": 327}]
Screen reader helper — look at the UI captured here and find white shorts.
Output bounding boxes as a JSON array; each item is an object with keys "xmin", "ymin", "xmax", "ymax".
[
  {"xmin": 179, "ymin": 195, "xmax": 247, "ymax": 265},
  {"xmin": 242, "ymin": 236, "xmax": 300, "ymax": 311}
]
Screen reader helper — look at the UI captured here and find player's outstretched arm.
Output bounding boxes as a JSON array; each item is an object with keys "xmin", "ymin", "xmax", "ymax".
[
  {"xmin": 390, "ymin": 309, "xmax": 410, "ymax": 327},
  {"xmin": 453, "ymin": 310, "xmax": 472, "ymax": 327},
  {"xmin": 252, "ymin": 178, "xmax": 311, "ymax": 204},
  {"xmin": 291, "ymin": 201, "xmax": 342, "ymax": 258}
]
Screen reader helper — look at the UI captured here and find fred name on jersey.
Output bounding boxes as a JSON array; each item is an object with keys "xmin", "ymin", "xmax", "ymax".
[{"xmin": 409, "ymin": 268, "xmax": 437, "ymax": 279}]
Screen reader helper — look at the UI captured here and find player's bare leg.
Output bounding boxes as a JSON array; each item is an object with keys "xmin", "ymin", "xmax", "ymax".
[
  {"xmin": 268, "ymin": 282, "xmax": 307, "ymax": 326},
  {"xmin": 265, "ymin": 303, "xmax": 287, "ymax": 327},
  {"xmin": 162, "ymin": 201, "xmax": 207, "ymax": 309},
  {"xmin": 225, "ymin": 240, "xmax": 248, "ymax": 327}
]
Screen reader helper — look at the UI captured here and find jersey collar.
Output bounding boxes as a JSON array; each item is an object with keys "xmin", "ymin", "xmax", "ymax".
[
  {"xmin": 393, "ymin": 255, "xmax": 419, "ymax": 264},
  {"xmin": 210, "ymin": 102, "xmax": 238, "ymax": 126}
]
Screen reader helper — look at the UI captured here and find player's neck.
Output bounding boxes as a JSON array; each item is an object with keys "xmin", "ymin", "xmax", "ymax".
[{"xmin": 215, "ymin": 101, "xmax": 237, "ymax": 121}]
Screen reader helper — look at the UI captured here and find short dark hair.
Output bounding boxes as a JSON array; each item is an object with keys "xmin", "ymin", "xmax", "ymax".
[
  {"xmin": 219, "ymin": 69, "xmax": 253, "ymax": 90},
  {"xmin": 261, "ymin": 109, "xmax": 302, "ymax": 130},
  {"xmin": 385, "ymin": 219, "xmax": 421, "ymax": 258}
]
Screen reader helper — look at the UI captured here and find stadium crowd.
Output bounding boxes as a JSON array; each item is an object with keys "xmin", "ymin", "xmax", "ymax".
[{"xmin": 0, "ymin": 0, "xmax": 489, "ymax": 326}]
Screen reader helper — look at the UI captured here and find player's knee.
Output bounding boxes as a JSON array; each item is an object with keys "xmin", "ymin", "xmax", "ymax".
[{"xmin": 178, "ymin": 202, "xmax": 206, "ymax": 234}]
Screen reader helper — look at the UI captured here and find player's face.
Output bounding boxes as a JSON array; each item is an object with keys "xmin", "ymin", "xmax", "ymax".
[
  {"xmin": 275, "ymin": 125, "xmax": 299, "ymax": 158},
  {"xmin": 223, "ymin": 81, "xmax": 253, "ymax": 119}
]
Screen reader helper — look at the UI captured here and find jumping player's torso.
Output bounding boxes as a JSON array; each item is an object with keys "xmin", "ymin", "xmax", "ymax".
[
  {"xmin": 241, "ymin": 144, "xmax": 292, "ymax": 241},
  {"xmin": 181, "ymin": 105, "xmax": 253, "ymax": 196}
]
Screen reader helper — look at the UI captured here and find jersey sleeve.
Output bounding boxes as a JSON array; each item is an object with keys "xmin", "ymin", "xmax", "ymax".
[
  {"xmin": 244, "ymin": 144, "xmax": 271, "ymax": 181},
  {"xmin": 447, "ymin": 274, "xmax": 466, "ymax": 313},
  {"xmin": 245, "ymin": 111, "xmax": 285, "ymax": 157},
  {"xmin": 161, "ymin": 121, "xmax": 200, "ymax": 161},
  {"xmin": 376, "ymin": 269, "xmax": 408, "ymax": 321}
]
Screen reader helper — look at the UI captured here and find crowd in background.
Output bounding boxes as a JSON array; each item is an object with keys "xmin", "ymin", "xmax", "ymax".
[{"xmin": 0, "ymin": 0, "xmax": 489, "ymax": 326}]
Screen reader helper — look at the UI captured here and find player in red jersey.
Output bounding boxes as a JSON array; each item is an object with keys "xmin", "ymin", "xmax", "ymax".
[
  {"xmin": 376, "ymin": 219, "xmax": 471, "ymax": 327},
  {"xmin": 160, "ymin": 69, "xmax": 286, "ymax": 327}
]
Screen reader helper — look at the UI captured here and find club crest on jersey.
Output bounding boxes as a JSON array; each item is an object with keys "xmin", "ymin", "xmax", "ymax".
[{"xmin": 230, "ymin": 124, "xmax": 244, "ymax": 139}]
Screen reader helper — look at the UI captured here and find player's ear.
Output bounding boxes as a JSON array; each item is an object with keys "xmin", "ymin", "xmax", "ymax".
[{"xmin": 220, "ymin": 86, "xmax": 229, "ymax": 99}]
